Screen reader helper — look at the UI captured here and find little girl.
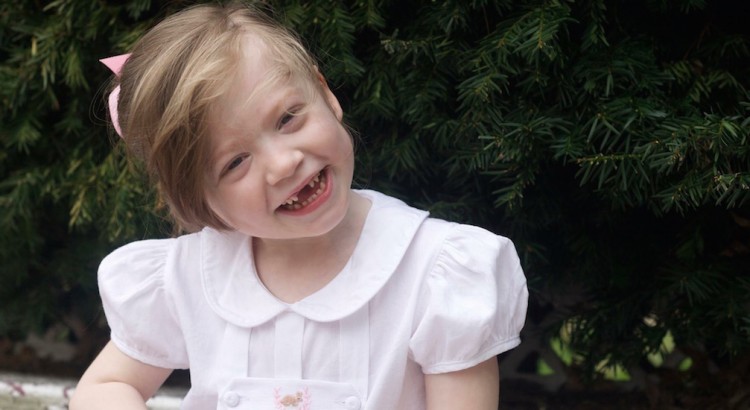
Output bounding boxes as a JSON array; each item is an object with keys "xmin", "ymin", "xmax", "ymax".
[{"xmin": 71, "ymin": 2, "xmax": 528, "ymax": 409}]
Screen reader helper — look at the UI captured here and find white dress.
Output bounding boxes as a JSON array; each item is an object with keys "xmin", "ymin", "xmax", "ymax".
[{"xmin": 99, "ymin": 190, "xmax": 528, "ymax": 410}]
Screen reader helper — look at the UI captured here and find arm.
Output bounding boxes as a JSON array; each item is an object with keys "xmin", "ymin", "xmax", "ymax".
[
  {"xmin": 425, "ymin": 357, "xmax": 500, "ymax": 410},
  {"xmin": 69, "ymin": 340, "xmax": 173, "ymax": 410}
]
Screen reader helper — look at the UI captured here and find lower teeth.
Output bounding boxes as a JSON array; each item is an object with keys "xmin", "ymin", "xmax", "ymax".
[{"xmin": 284, "ymin": 172, "xmax": 326, "ymax": 210}]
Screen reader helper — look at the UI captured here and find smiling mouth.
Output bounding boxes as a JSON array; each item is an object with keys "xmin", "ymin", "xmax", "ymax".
[{"xmin": 280, "ymin": 170, "xmax": 328, "ymax": 210}]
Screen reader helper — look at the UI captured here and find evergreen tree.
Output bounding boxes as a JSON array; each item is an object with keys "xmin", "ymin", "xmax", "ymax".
[{"xmin": 1, "ymin": 0, "xmax": 748, "ymax": 404}]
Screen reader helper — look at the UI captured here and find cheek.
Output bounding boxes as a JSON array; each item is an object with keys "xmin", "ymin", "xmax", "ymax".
[
  {"xmin": 205, "ymin": 185, "xmax": 241, "ymax": 216},
  {"xmin": 204, "ymin": 192, "xmax": 228, "ymax": 222},
  {"xmin": 327, "ymin": 122, "xmax": 353, "ymax": 154}
]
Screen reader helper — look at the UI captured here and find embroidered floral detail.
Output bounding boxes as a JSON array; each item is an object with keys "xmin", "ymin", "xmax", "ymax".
[
  {"xmin": 300, "ymin": 388, "xmax": 312, "ymax": 410},
  {"xmin": 273, "ymin": 387, "xmax": 311, "ymax": 410}
]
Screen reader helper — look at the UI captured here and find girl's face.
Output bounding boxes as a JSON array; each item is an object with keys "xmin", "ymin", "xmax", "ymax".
[{"xmin": 204, "ymin": 35, "xmax": 355, "ymax": 240}]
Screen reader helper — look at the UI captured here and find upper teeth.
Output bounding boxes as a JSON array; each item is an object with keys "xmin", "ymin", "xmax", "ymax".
[{"xmin": 307, "ymin": 174, "xmax": 321, "ymax": 187}]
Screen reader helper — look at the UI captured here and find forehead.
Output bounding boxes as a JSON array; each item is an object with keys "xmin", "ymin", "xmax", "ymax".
[
  {"xmin": 222, "ymin": 34, "xmax": 275, "ymax": 117},
  {"xmin": 210, "ymin": 33, "xmax": 314, "ymax": 129}
]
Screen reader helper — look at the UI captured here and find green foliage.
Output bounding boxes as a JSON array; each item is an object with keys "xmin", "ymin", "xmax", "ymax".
[
  {"xmin": 0, "ymin": 0, "xmax": 170, "ymax": 338},
  {"xmin": 1, "ymin": 0, "xmax": 748, "ymax": 399}
]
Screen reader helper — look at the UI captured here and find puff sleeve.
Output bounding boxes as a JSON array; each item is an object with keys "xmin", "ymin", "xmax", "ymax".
[
  {"xmin": 98, "ymin": 239, "xmax": 189, "ymax": 369},
  {"xmin": 409, "ymin": 224, "xmax": 528, "ymax": 374}
]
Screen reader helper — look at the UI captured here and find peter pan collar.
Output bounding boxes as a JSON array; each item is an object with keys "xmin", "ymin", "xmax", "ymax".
[{"xmin": 200, "ymin": 190, "xmax": 429, "ymax": 327}]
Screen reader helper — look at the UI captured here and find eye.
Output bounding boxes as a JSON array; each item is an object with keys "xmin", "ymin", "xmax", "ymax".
[
  {"xmin": 220, "ymin": 154, "xmax": 249, "ymax": 177},
  {"xmin": 278, "ymin": 113, "xmax": 294, "ymax": 129},
  {"xmin": 228, "ymin": 156, "xmax": 244, "ymax": 170},
  {"xmin": 277, "ymin": 105, "xmax": 303, "ymax": 129}
]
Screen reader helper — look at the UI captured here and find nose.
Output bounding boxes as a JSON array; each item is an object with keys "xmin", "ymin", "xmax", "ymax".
[{"xmin": 263, "ymin": 142, "xmax": 304, "ymax": 186}]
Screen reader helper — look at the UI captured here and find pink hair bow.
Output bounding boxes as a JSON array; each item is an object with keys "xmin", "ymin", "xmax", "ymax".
[{"xmin": 100, "ymin": 54, "xmax": 130, "ymax": 137}]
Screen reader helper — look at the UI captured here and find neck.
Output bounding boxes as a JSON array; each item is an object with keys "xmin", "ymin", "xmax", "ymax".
[{"xmin": 251, "ymin": 191, "xmax": 371, "ymax": 302}]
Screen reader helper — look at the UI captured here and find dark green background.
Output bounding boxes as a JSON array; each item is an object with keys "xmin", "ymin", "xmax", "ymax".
[{"xmin": 1, "ymin": 0, "xmax": 748, "ymax": 407}]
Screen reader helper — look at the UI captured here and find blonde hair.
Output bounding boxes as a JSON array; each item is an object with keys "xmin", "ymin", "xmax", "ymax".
[{"xmin": 115, "ymin": 1, "xmax": 320, "ymax": 232}]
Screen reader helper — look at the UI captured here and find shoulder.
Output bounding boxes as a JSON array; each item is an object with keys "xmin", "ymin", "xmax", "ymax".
[
  {"xmin": 97, "ymin": 235, "xmax": 202, "ymax": 369},
  {"xmin": 100, "ymin": 237, "xmax": 176, "ymax": 271},
  {"xmin": 404, "ymin": 214, "xmax": 519, "ymax": 271},
  {"xmin": 423, "ymin": 220, "xmax": 525, "ymax": 302},
  {"xmin": 98, "ymin": 231, "xmax": 204, "ymax": 293},
  {"xmin": 431, "ymin": 220, "xmax": 518, "ymax": 269},
  {"xmin": 355, "ymin": 189, "xmax": 519, "ymax": 273},
  {"xmin": 408, "ymin": 220, "xmax": 529, "ymax": 374}
]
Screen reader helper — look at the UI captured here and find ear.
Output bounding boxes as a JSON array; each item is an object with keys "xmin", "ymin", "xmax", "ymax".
[{"xmin": 314, "ymin": 67, "xmax": 343, "ymax": 121}]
